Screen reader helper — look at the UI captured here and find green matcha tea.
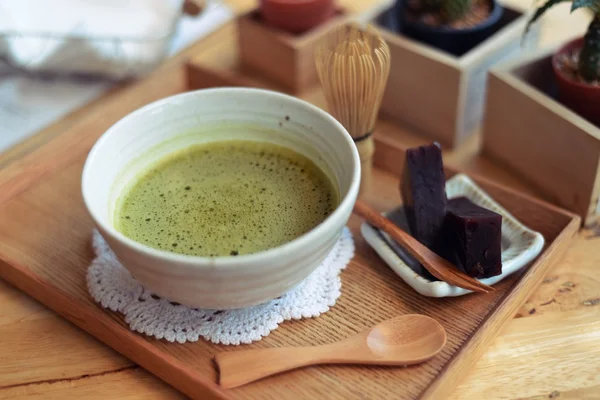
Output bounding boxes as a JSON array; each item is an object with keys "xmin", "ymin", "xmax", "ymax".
[{"xmin": 115, "ymin": 140, "xmax": 338, "ymax": 257}]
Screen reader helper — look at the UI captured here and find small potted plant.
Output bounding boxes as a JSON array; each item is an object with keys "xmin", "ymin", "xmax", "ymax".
[
  {"xmin": 526, "ymin": 0, "xmax": 600, "ymax": 126},
  {"xmin": 236, "ymin": 0, "xmax": 351, "ymax": 92},
  {"xmin": 398, "ymin": 0, "xmax": 505, "ymax": 56},
  {"xmin": 260, "ymin": 0, "xmax": 336, "ymax": 34}
]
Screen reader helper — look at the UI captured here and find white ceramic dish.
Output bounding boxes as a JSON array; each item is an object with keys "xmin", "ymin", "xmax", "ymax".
[
  {"xmin": 361, "ymin": 174, "xmax": 545, "ymax": 297},
  {"xmin": 82, "ymin": 87, "xmax": 360, "ymax": 309}
]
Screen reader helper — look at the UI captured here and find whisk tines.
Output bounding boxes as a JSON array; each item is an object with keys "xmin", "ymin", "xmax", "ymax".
[
  {"xmin": 315, "ymin": 24, "xmax": 391, "ymax": 194},
  {"xmin": 315, "ymin": 24, "xmax": 390, "ymax": 139}
]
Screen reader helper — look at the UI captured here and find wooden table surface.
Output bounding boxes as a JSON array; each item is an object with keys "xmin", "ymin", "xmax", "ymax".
[{"xmin": 0, "ymin": 1, "xmax": 597, "ymax": 399}]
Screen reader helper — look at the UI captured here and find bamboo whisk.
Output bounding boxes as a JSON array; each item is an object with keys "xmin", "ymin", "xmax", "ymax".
[{"xmin": 315, "ymin": 25, "xmax": 391, "ymax": 195}]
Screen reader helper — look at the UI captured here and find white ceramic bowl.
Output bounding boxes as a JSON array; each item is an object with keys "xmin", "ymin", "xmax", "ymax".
[{"xmin": 82, "ymin": 87, "xmax": 360, "ymax": 309}]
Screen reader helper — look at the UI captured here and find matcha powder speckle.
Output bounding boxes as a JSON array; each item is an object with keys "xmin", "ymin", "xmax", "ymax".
[{"xmin": 115, "ymin": 141, "xmax": 338, "ymax": 257}]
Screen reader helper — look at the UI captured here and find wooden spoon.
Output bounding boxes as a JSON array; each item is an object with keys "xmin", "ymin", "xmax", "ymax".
[
  {"xmin": 353, "ymin": 200, "xmax": 494, "ymax": 293},
  {"xmin": 214, "ymin": 314, "xmax": 446, "ymax": 389}
]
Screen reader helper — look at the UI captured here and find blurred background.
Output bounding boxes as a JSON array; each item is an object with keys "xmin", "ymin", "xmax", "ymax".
[
  {"xmin": 0, "ymin": 0, "xmax": 233, "ymax": 153},
  {"xmin": 0, "ymin": 0, "xmax": 589, "ymax": 154}
]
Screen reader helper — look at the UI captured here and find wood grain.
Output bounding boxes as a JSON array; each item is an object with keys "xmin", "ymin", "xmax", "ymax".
[
  {"xmin": 0, "ymin": 280, "xmax": 134, "ymax": 388},
  {"xmin": 0, "ymin": 0, "xmax": 597, "ymax": 399},
  {"xmin": 0, "ymin": 317, "xmax": 132, "ymax": 388},
  {"xmin": 450, "ymin": 308, "xmax": 600, "ymax": 399},
  {"xmin": 0, "ymin": 280, "xmax": 52, "ymax": 326},
  {"xmin": 0, "ymin": 368, "xmax": 183, "ymax": 400}
]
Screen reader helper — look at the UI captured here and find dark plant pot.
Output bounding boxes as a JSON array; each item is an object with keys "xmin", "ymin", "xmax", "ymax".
[
  {"xmin": 260, "ymin": 0, "xmax": 335, "ymax": 34},
  {"xmin": 552, "ymin": 37, "xmax": 600, "ymax": 127},
  {"xmin": 396, "ymin": 0, "xmax": 504, "ymax": 57}
]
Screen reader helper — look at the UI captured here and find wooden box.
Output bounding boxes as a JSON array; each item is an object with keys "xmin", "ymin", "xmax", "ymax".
[
  {"xmin": 482, "ymin": 46, "xmax": 600, "ymax": 227},
  {"xmin": 238, "ymin": 8, "xmax": 349, "ymax": 92},
  {"xmin": 374, "ymin": 5, "xmax": 539, "ymax": 148}
]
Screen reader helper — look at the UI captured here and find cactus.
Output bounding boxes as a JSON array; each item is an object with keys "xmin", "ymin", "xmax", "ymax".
[
  {"xmin": 441, "ymin": 0, "xmax": 472, "ymax": 22},
  {"xmin": 418, "ymin": 0, "xmax": 473, "ymax": 22},
  {"xmin": 526, "ymin": 0, "xmax": 600, "ymax": 82},
  {"xmin": 421, "ymin": 0, "xmax": 443, "ymax": 8},
  {"xmin": 580, "ymin": 15, "xmax": 600, "ymax": 81}
]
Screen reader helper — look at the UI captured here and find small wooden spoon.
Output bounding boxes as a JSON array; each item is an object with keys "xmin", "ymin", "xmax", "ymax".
[
  {"xmin": 353, "ymin": 200, "xmax": 494, "ymax": 293},
  {"xmin": 215, "ymin": 314, "xmax": 446, "ymax": 389}
]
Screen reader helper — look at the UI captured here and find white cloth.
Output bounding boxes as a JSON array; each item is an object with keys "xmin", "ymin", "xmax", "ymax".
[
  {"xmin": 87, "ymin": 228, "xmax": 355, "ymax": 345},
  {"xmin": 0, "ymin": 0, "xmax": 182, "ymax": 75},
  {"xmin": 0, "ymin": 0, "xmax": 233, "ymax": 153}
]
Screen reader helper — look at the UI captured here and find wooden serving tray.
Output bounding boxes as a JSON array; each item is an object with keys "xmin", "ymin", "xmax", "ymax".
[{"xmin": 0, "ymin": 24, "xmax": 579, "ymax": 400}]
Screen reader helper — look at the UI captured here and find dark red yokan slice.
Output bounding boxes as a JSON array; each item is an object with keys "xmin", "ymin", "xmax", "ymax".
[
  {"xmin": 400, "ymin": 143, "xmax": 448, "ymax": 251},
  {"xmin": 442, "ymin": 197, "xmax": 503, "ymax": 279}
]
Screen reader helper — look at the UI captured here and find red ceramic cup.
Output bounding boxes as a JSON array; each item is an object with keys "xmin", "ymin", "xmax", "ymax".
[
  {"xmin": 260, "ymin": 0, "xmax": 335, "ymax": 34},
  {"xmin": 552, "ymin": 37, "xmax": 600, "ymax": 127}
]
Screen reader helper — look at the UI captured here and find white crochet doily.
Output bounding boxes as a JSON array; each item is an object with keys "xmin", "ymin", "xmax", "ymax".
[{"xmin": 87, "ymin": 228, "xmax": 354, "ymax": 345}]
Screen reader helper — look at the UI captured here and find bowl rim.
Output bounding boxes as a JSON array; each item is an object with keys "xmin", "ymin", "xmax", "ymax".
[{"xmin": 82, "ymin": 87, "xmax": 361, "ymax": 268}]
